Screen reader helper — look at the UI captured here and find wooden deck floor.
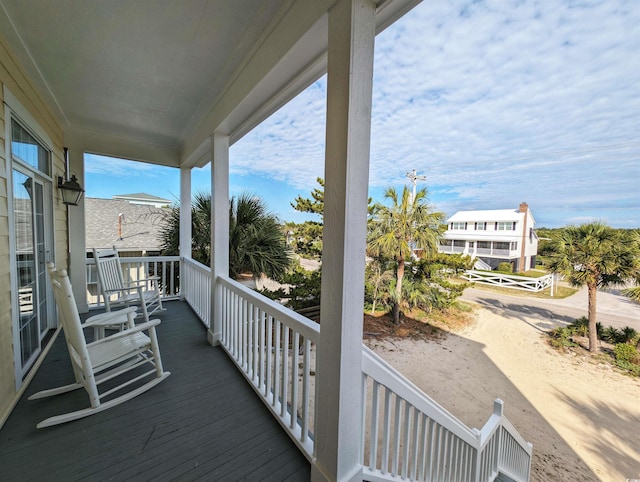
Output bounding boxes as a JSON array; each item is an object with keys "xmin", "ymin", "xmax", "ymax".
[{"xmin": 0, "ymin": 301, "xmax": 310, "ymax": 481}]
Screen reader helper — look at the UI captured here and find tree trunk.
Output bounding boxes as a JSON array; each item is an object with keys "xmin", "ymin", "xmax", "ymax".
[
  {"xmin": 587, "ymin": 282, "xmax": 598, "ymax": 353},
  {"xmin": 393, "ymin": 258, "xmax": 405, "ymax": 324}
]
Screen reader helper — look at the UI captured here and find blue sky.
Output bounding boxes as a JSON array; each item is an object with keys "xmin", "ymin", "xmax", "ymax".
[{"xmin": 85, "ymin": 0, "xmax": 640, "ymax": 228}]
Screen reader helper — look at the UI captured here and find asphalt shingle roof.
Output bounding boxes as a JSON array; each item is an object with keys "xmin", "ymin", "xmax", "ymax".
[{"xmin": 85, "ymin": 198, "xmax": 170, "ymax": 252}]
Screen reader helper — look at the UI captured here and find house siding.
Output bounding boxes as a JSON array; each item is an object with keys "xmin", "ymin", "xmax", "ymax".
[
  {"xmin": 0, "ymin": 84, "xmax": 12, "ymax": 419},
  {"xmin": 0, "ymin": 33, "xmax": 66, "ymax": 425}
]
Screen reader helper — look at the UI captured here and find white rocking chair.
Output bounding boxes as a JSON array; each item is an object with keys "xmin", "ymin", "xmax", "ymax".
[
  {"xmin": 28, "ymin": 263, "xmax": 170, "ymax": 429},
  {"xmin": 93, "ymin": 247, "xmax": 165, "ymax": 323}
]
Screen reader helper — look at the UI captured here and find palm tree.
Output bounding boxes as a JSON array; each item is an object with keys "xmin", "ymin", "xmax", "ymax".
[
  {"xmin": 547, "ymin": 222, "xmax": 638, "ymax": 352},
  {"xmin": 621, "ymin": 230, "xmax": 640, "ymax": 349},
  {"xmin": 622, "ymin": 230, "xmax": 640, "ymax": 303},
  {"xmin": 160, "ymin": 191, "xmax": 292, "ymax": 280},
  {"xmin": 159, "ymin": 192, "xmax": 212, "ymax": 265},
  {"xmin": 368, "ymin": 186, "xmax": 445, "ymax": 323},
  {"xmin": 228, "ymin": 193, "xmax": 292, "ymax": 280}
]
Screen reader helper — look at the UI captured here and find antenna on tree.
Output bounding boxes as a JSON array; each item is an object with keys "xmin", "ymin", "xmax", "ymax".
[{"xmin": 406, "ymin": 169, "xmax": 427, "ymax": 204}]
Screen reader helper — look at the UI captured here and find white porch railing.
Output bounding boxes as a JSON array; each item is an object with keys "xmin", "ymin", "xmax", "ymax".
[
  {"xmin": 362, "ymin": 347, "xmax": 532, "ymax": 482},
  {"xmin": 181, "ymin": 256, "xmax": 211, "ymax": 327},
  {"xmin": 217, "ymin": 275, "xmax": 318, "ymax": 461},
  {"xmin": 86, "ymin": 256, "xmax": 181, "ymax": 309},
  {"xmin": 463, "ymin": 270, "xmax": 553, "ymax": 293},
  {"xmin": 113, "ymin": 256, "xmax": 532, "ymax": 481}
]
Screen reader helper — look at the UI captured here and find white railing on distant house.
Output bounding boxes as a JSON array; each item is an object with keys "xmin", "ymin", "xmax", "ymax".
[
  {"xmin": 125, "ymin": 256, "xmax": 533, "ymax": 481},
  {"xmin": 86, "ymin": 255, "xmax": 181, "ymax": 309},
  {"xmin": 463, "ymin": 270, "xmax": 553, "ymax": 293},
  {"xmin": 439, "ymin": 245, "xmax": 465, "ymax": 254},
  {"xmin": 181, "ymin": 257, "xmax": 211, "ymax": 327},
  {"xmin": 361, "ymin": 347, "xmax": 532, "ymax": 482},
  {"xmin": 217, "ymin": 275, "xmax": 318, "ymax": 461}
]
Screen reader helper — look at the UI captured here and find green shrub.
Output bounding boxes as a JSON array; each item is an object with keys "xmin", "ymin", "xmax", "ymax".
[
  {"xmin": 620, "ymin": 326, "xmax": 638, "ymax": 344},
  {"xmin": 496, "ymin": 262, "xmax": 513, "ymax": 273},
  {"xmin": 615, "ymin": 360, "xmax": 640, "ymax": 376},
  {"xmin": 602, "ymin": 326, "xmax": 621, "ymax": 343},
  {"xmin": 614, "ymin": 343, "xmax": 640, "ymax": 365},
  {"xmin": 569, "ymin": 317, "xmax": 589, "ymax": 337},
  {"xmin": 613, "ymin": 343, "xmax": 640, "ymax": 375},
  {"xmin": 549, "ymin": 327, "xmax": 576, "ymax": 348}
]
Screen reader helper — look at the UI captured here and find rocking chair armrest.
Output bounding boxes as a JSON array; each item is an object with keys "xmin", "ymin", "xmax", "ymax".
[
  {"xmin": 103, "ymin": 285, "xmax": 144, "ymax": 295},
  {"xmin": 122, "ymin": 276, "xmax": 160, "ymax": 288},
  {"xmin": 83, "ymin": 307, "xmax": 139, "ymax": 327},
  {"xmin": 87, "ymin": 319, "xmax": 162, "ymax": 347}
]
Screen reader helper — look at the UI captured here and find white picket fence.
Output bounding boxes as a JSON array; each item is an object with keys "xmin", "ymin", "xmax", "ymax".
[{"xmin": 464, "ymin": 270, "xmax": 553, "ymax": 293}]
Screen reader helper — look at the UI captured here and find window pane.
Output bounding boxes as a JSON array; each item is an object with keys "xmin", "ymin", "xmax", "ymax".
[
  {"xmin": 497, "ymin": 222, "xmax": 513, "ymax": 231},
  {"xmin": 11, "ymin": 120, "xmax": 50, "ymax": 176}
]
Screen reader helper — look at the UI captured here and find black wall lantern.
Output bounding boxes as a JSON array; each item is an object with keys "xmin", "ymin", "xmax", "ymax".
[{"xmin": 58, "ymin": 147, "xmax": 84, "ymax": 206}]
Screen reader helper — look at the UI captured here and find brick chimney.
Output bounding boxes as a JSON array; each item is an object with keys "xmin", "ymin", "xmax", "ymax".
[{"xmin": 519, "ymin": 202, "xmax": 528, "ymax": 271}]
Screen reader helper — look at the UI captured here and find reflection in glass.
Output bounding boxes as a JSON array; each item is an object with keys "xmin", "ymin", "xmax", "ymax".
[
  {"xmin": 11, "ymin": 119, "xmax": 50, "ymax": 176},
  {"xmin": 13, "ymin": 169, "xmax": 38, "ymax": 365}
]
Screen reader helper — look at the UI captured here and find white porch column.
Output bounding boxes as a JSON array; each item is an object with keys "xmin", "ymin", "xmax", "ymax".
[
  {"xmin": 67, "ymin": 147, "xmax": 88, "ymax": 313},
  {"xmin": 208, "ymin": 132, "xmax": 229, "ymax": 346},
  {"xmin": 312, "ymin": 0, "xmax": 375, "ymax": 481},
  {"xmin": 179, "ymin": 167, "xmax": 192, "ymax": 260}
]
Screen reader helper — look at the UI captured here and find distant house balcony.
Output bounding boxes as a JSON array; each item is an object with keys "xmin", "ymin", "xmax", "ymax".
[{"xmin": 440, "ymin": 242, "xmax": 519, "ymax": 260}]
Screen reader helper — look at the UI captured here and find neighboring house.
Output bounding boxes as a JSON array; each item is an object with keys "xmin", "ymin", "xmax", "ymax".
[
  {"xmin": 85, "ymin": 197, "xmax": 167, "ymax": 256},
  {"xmin": 85, "ymin": 197, "xmax": 168, "ymax": 304},
  {"xmin": 111, "ymin": 193, "xmax": 172, "ymax": 208},
  {"xmin": 440, "ymin": 202, "xmax": 538, "ymax": 271}
]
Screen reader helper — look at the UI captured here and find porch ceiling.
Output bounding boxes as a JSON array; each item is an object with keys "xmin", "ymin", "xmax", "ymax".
[{"xmin": 0, "ymin": 0, "xmax": 418, "ymax": 168}]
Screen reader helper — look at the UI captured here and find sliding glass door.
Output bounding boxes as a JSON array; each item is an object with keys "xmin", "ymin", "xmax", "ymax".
[{"xmin": 11, "ymin": 117, "xmax": 55, "ymax": 381}]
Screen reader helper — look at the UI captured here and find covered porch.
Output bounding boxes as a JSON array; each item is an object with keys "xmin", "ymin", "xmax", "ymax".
[
  {"xmin": 0, "ymin": 1, "xmax": 532, "ymax": 480},
  {"xmin": 0, "ymin": 300, "xmax": 310, "ymax": 480}
]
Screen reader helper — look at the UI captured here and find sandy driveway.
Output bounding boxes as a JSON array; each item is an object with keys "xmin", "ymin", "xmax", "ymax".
[{"xmin": 367, "ymin": 305, "xmax": 640, "ymax": 481}]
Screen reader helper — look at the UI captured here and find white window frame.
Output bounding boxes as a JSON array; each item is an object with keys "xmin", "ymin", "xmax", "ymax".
[
  {"xmin": 4, "ymin": 86, "xmax": 56, "ymax": 389},
  {"xmin": 496, "ymin": 221, "xmax": 514, "ymax": 231}
]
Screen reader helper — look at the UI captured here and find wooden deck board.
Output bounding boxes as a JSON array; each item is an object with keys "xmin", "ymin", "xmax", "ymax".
[{"xmin": 0, "ymin": 301, "xmax": 310, "ymax": 481}]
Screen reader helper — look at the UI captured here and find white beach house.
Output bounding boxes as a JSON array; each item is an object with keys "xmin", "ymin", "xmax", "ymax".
[{"xmin": 440, "ymin": 202, "xmax": 538, "ymax": 272}]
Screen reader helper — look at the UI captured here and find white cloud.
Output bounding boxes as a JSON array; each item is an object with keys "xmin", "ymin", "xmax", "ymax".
[{"xmin": 228, "ymin": 0, "xmax": 640, "ymax": 227}]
